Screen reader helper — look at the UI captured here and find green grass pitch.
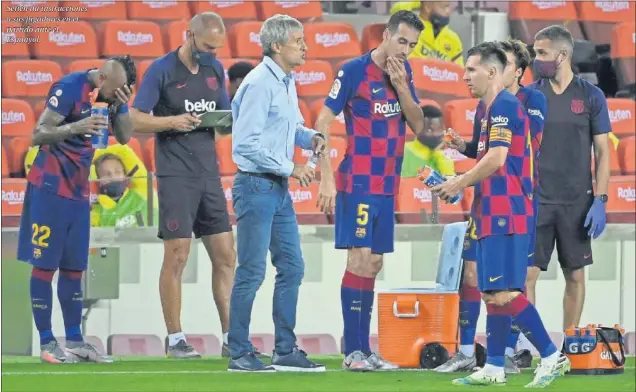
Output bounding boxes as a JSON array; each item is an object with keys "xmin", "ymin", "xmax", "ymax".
[{"xmin": 2, "ymin": 356, "xmax": 634, "ymax": 391}]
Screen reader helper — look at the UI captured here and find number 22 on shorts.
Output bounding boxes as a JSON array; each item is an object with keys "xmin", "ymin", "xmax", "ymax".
[
  {"xmin": 31, "ymin": 223, "xmax": 51, "ymax": 248},
  {"xmin": 356, "ymin": 203, "xmax": 369, "ymax": 226}
]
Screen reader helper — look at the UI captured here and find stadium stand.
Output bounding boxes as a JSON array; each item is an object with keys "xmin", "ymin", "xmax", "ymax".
[
  {"xmin": 61, "ymin": 1, "xmax": 128, "ymax": 20},
  {"xmin": 126, "ymin": 1, "xmax": 192, "ymax": 23},
  {"xmin": 1, "ymin": 145, "xmax": 10, "ymax": 178},
  {"xmin": 31, "ymin": 21, "xmax": 99, "ymax": 63},
  {"xmin": 2, "ymin": 21, "xmax": 30, "ymax": 58},
  {"xmin": 304, "ymin": 22, "xmax": 362, "ymax": 66},
  {"xmin": 508, "ymin": 1, "xmax": 585, "ymax": 44},
  {"xmin": 229, "ymin": 21, "xmax": 264, "ymax": 59},
  {"xmin": 1, "ymin": 98, "xmax": 35, "ymax": 137},
  {"xmin": 611, "ymin": 22, "xmax": 636, "ymax": 92},
  {"xmin": 293, "ymin": 60, "xmax": 334, "ymax": 103},
  {"xmin": 575, "ymin": 1, "xmax": 635, "ymax": 46},
  {"xmin": 410, "ymin": 58, "xmax": 470, "ymax": 105},
  {"xmin": 190, "ymin": 1, "xmax": 258, "ymax": 27},
  {"xmin": 256, "ymin": 1, "xmax": 323, "ymax": 22},
  {"xmin": 99, "ymin": 20, "xmax": 165, "ymax": 59}
]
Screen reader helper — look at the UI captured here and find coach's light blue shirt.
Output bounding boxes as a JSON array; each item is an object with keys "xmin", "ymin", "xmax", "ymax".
[{"xmin": 232, "ymin": 56, "xmax": 319, "ymax": 177}]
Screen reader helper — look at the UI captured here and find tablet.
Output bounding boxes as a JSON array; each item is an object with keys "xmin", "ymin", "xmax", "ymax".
[{"xmin": 197, "ymin": 110, "xmax": 233, "ymax": 128}]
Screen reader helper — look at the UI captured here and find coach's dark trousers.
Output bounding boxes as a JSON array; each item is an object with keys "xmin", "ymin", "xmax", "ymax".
[{"xmin": 228, "ymin": 172, "xmax": 305, "ymax": 359}]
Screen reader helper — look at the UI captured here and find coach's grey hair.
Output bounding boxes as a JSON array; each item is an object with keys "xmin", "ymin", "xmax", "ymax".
[{"xmin": 260, "ymin": 14, "xmax": 303, "ymax": 57}]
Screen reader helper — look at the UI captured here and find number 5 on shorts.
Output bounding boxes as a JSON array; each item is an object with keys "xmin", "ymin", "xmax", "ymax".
[
  {"xmin": 31, "ymin": 224, "xmax": 51, "ymax": 248},
  {"xmin": 356, "ymin": 203, "xmax": 369, "ymax": 226}
]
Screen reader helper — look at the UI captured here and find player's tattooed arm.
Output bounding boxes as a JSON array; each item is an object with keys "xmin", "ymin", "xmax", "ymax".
[
  {"xmin": 111, "ymin": 111, "xmax": 133, "ymax": 145},
  {"xmin": 32, "ymin": 108, "xmax": 107, "ymax": 146}
]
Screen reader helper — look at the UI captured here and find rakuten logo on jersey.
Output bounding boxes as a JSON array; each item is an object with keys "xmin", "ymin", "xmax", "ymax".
[
  {"xmin": 618, "ymin": 186, "xmax": 635, "ymax": 202},
  {"xmin": 422, "ymin": 66, "xmax": 459, "ymax": 82},
  {"xmin": 16, "ymin": 71, "xmax": 53, "ymax": 85},
  {"xmin": 477, "ymin": 141, "xmax": 486, "ymax": 152},
  {"xmin": 374, "ymin": 102, "xmax": 401, "ymax": 118},
  {"xmin": 412, "ymin": 187, "xmax": 432, "ymax": 203},
  {"xmin": 249, "ymin": 32, "xmax": 262, "ymax": 47},
  {"xmin": 117, "ymin": 31, "xmax": 154, "ymax": 46},
  {"xmin": 2, "ymin": 189, "xmax": 25, "ymax": 205},
  {"xmin": 49, "ymin": 31, "xmax": 86, "ymax": 46},
  {"xmin": 292, "ymin": 71, "xmax": 326, "ymax": 86},
  {"xmin": 2, "ymin": 110, "xmax": 27, "ymax": 125},
  {"xmin": 595, "ymin": 1, "xmax": 630, "ymax": 12},
  {"xmin": 490, "ymin": 115, "xmax": 509, "ymax": 128},
  {"xmin": 289, "ymin": 189, "xmax": 312, "ymax": 202},
  {"xmin": 609, "ymin": 109, "xmax": 632, "ymax": 123},
  {"xmin": 185, "ymin": 99, "xmax": 216, "ymax": 113},
  {"xmin": 532, "ymin": 0, "xmax": 566, "ymax": 10},
  {"xmin": 465, "ymin": 109, "xmax": 475, "ymax": 121},
  {"xmin": 528, "ymin": 108, "xmax": 544, "ymax": 120},
  {"xmin": 315, "ymin": 33, "xmax": 351, "ymax": 48}
]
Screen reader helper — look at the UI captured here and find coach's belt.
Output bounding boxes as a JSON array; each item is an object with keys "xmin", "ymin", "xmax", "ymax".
[{"xmin": 237, "ymin": 170, "xmax": 285, "ymax": 183}]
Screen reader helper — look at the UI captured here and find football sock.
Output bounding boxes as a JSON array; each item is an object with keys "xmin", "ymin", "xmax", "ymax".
[
  {"xmin": 58, "ymin": 269, "xmax": 84, "ymax": 342},
  {"xmin": 459, "ymin": 283, "xmax": 481, "ymax": 357},
  {"xmin": 168, "ymin": 332, "xmax": 186, "ymax": 347},
  {"xmin": 223, "ymin": 333, "xmax": 229, "ymax": 345},
  {"xmin": 341, "ymin": 270, "xmax": 374, "ymax": 356},
  {"xmin": 485, "ymin": 304, "xmax": 512, "ymax": 367},
  {"xmin": 31, "ymin": 267, "xmax": 55, "ymax": 346},
  {"xmin": 508, "ymin": 295, "xmax": 557, "ymax": 358},
  {"xmin": 517, "ymin": 332, "xmax": 534, "ymax": 352},
  {"xmin": 506, "ymin": 322, "xmax": 522, "ymax": 355}
]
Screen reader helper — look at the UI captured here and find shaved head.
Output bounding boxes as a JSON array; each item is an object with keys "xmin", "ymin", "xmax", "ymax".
[
  {"xmin": 96, "ymin": 56, "xmax": 135, "ymax": 104},
  {"xmin": 189, "ymin": 12, "xmax": 225, "ymax": 36},
  {"xmin": 101, "ymin": 59, "xmax": 127, "ymax": 86},
  {"xmin": 185, "ymin": 12, "xmax": 227, "ymax": 66}
]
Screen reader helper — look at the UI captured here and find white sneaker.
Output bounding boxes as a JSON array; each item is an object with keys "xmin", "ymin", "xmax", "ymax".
[
  {"xmin": 452, "ymin": 367, "xmax": 507, "ymax": 386},
  {"xmin": 342, "ymin": 351, "xmax": 375, "ymax": 372},
  {"xmin": 367, "ymin": 352, "xmax": 399, "ymax": 370},
  {"xmin": 434, "ymin": 352, "xmax": 477, "ymax": 373},
  {"xmin": 525, "ymin": 355, "xmax": 571, "ymax": 388}
]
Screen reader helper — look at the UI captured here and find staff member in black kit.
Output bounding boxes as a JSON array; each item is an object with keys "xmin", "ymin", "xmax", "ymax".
[
  {"xmin": 526, "ymin": 26, "xmax": 611, "ymax": 337},
  {"xmin": 130, "ymin": 12, "xmax": 256, "ymax": 359}
]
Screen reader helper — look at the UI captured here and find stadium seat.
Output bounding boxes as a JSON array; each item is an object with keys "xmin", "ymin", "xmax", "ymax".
[
  {"xmin": 293, "ymin": 60, "xmax": 334, "ymax": 101},
  {"xmin": 107, "ymin": 334, "xmax": 164, "ymax": 356},
  {"xmin": 618, "ymin": 136, "xmax": 635, "ymax": 175},
  {"xmin": 31, "ymin": 21, "xmax": 98, "ymax": 62},
  {"xmin": 296, "ymin": 334, "xmax": 339, "ymax": 355},
  {"xmin": 4, "ymin": 0, "xmax": 59, "ymax": 18},
  {"xmin": 294, "ymin": 135, "xmax": 346, "ymax": 173},
  {"xmin": 190, "ymin": 1, "xmax": 258, "ymax": 26},
  {"xmin": 66, "ymin": 59, "xmax": 106, "ymax": 74},
  {"xmin": 508, "ymin": 1, "xmax": 585, "ymax": 45},
  {"xmin": 61, "ymin": 1, "xmax": 128, "ymax": 20},
  {"xmin": 99, "ymin": 20, "xmax": 164, "ymax": 59},
  {"xmin": 249, "ymin": 334, "xmax": 275, "ymax": 355},
  {"xmin": 162, "ymin": 20, "xmax": 231, "ymax": 58},
  {"xmin": 396, "ymin": 177, "xmax": 465, "ymax": 223},
  {"xmin": 607, "ymin": 175, "xmax": 635, "ymax": 214},
  {"xmin": 611, "ymin": 23, "xmax": 636, "ymax": 90},
  {"xmin": 444, "ymin": 99, "xmax": 479, "ymax": 138},
  {"xmin": 143, "ymin": 137, "xmax": 156, "ymax": 172},
  {"xmin": 288, "ymin": 181, "xmax": 329, "ymax": 224},
  {"xmin": 304, "ymin": 23, "xmax": 362, "ymax": 66},
  {"xmin": 56, "ymin": 336, "xmax": 105, "ymax": 354},
  {"xmin": 1, "ymin": 99, "xmax": 35, "ymax": 137},
  {"xmin": 126, "ymin": 1, "xmax": 191, "ymax": 22},
  {"xmin": 607, "ymin": 99, "xmax": 636, "ymax": 138},
  {"xmin": 521, "ymin": 67, "xmax": 534, "ymax": 85},
  {"xmin": 162, "ymin": 334, "xmax": 221, "ymax": 356},
  {"xmin": 6, "ymin": 137, "xmax": 31, "ymax": 177},
  {"xmin": 298, "ymin": 98, "xmax": 313, "ymax": 128},
  {"xmin": 575, "ymin": 1, "xmax": 635, "ymax": 46},
  {"xmin": 2, "ymin": 146, "xmax": 10, "ymax": 178},
  {"xmin": 136, "ymin": 59, "xmax": 154, "ymax": 86},
  {"xmin": 256, "ymin": 1, "xmax": 323, "ymax": 22},
  {"xmin": 32, "ymin": 101, "xmax": 46, "ymax": 121},
  {"xmin": 216, "ymin": 135, "xmax": 237, "ymax": 176},
  {"xmin": 310, "ymin": 100, "xmax": 346, "ymax": 137},
  {"xmin": 361, "ymin": 23, "xmax": 385, "ymax": 52},
  {"xmin": 2, "ymin": 21, "xmax": 30, "ymax": 58},
  {"xmin": 230, "ymin": 21, "xmax": 264, "ymax": 59},
  {"xmin": 2, "ymin": 60, "xmax": 63, "ymax": 99},
  {"xmin": 411, "ymin": 59, "xmax": 470, "ymax": 105}
]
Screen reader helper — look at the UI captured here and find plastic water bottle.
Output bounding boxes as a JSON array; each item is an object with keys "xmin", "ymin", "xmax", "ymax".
[
  {"xmin": 306, "ymin": 153, "xmax": 320, "ymax": 169},
  {"xmin": 417, "ymin": 166, "xmax": 463, "ymax": 205},
  {"xmin": 90, "ymin": 102, "xmax": 109, "ymax": 149}
]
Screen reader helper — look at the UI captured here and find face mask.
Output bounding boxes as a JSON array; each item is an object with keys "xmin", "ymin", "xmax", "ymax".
[
  {"xmin": 100, "ymin": 180, "xmax": 127, "ymax": 200},
  {"xmin": 191, "ymin": 37, "xmax": 216, "ymax": 67},
  {"xmin": 418, "ymin": 134, "xmax": 443, "ymax": 150},
  {"xmin": 430, "ymin": 12, "xmax": 450, "ymax": 29},
  {"xmin": 533, "ymin": 55, "xmax": 561, "ymax": 79}
]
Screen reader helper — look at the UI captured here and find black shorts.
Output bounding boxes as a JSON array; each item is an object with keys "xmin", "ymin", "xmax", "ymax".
[
  {"xmin": 157, "ymin": 176, "xmax": 231, "ymax": 240},
  {"xmin": 534, "ymin": 197, "xmax": 594, "ymax": 271}
]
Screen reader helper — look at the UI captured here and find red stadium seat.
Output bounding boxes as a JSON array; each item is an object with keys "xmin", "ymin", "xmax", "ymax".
[
  {"xmin": 296, "ymin": 334, "xmax": 338, "ymax": 355},
  {"xmin": 190, "ymin": 1, "xmax": 258, "ymax": 26},
  {"xmin": 31, "ymin": 21, "xmax": 98, "ymax": 62},
  {"xmin": 611, "ymin": 23, "xmax": 636, "ymax": 90},
  {"xmin": 32, "ymin": 100, "xmax": 46, "ymax": 122},
  {"xmin": 304, "ymin": 23, "xmax": 361, "ymax": 67},
  {"xmin": 444, "ymin": 99, "xmax": 480, "ymax": 138},
  {"xmin": 66, "ymin": 59, "xmax": 106, "ymax": 74},
  {"xmin": 2, "ymin": 145, "xmax": 10, "ymax": 178},
  {"xmin": 575, "ymin": 1, "xmax": 635, "ymax": 46},
  {"xmin": 310, "ymin": 100, "xmax": 346, "ymax": 137},
  {"xmin": 396, "ymin": 177, "xmax": 465, "ymax": 223},
  {"xmin": 137, "ymin": 59, "xmax": 154, "ymax": 86},
  {"xmin": 1, "ymin": 178, "xmax": 27, "ymax": 217},
  {"xmin": 1, "ymin": 99, "xmax": 35, "ymax": 137},
  {"xmin": 5, "ymin": 137, "xmax": 32, "ymax": 177},
  {"xmin": 293, "ymin": 60, "xmax": 334, "ymax": 101},
  {"xmin": 411, "ymin": 59, "xmax": 470, "ymax": 105},
  {"xmin": 453, "ymin": 158, "xmax": 476, "ymax": 175},
  {"xmin": 294, "ymin": 135, "xmax": 346, "ymax": 173},
  {"xmin": 216, "ymin": 135, "xmax": 237, "ymax": 176},
  {"xmin": 99, "ymin": 20, "xmax": 164, "ymax": 59},
  {"xmin": 2, "ymin": 21, "xmax": 30, "ymax": 58},
  {"xmin": 508, "ymin": 2, "xmax": 585, "ymax": 45},
  {"xmin": 298, "ymin": 99, "xmax": 313, "ymax": 128},
  {"xmin": 61, "ymin": 1, "xmax": 127, "ymax": 20},
  {"xmin": 607, "ymin": 99, "xmax": 636, "ymax": 138},
  {"xmin": 361, "ymin": 23, "xmax": 385, "ymax": 52},
  {"xmin": 230, "ymin": 21, "xmax": 264, "ymax": 59},
  {"xmin": 256, "ymin": 1, "xmax": 322, "ymax": 22},
  {"xmin": 606, "ymin": 175, "xmax": 636, "ymax": 213},
  {"xmin": 2, "ymin": 60, "xmax": 63, "ymax": 99},
  {"xmin": 618, "ymin": 136, "xmax": 635, "ymax": 175},
  {"xmin": 162, "ymin": 20, "xmax": 231, "ymax": 58},
  {"xmin": 107, "ymin": 334, "xmax": 164, "ymax": 356},
  {"xmin": 126, "ymin": 1, "xmax": 191, "ymax": 22}
]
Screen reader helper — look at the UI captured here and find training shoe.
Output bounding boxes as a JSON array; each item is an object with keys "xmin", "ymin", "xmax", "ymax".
[
  {"xmin": 343, "ymin": 351, "xmax": 375, "ymax": 372},
  {"xmin": 228, "ymin": 352, "xmax": 275, "ymax": 372},
  {"xmin": 65, "ymin": 341, "xmax": 114, "ymax": 363},
  {"xmin": 367, "ymin": 352, "xmax": 399, "ymax": 370},
  {"xmin": 222, "ymin": 343, "xmax": 271, "ymax": 359},
  {"xmin": 514, "ymin": 349, "xmax": 533, "ymax": 369},
  {"xmin": 505, "ymin": 355, "xmax": 521, "ymax": 374},
  {"xmin": 452, "ymin": 367, "xmax": 507, "ymax": 386},
  {"xmin": 271, "ymin": 347, "xmax": 326, "ymax": 372},
  {"xmin": 167, "ymin": 340, "xmax": 201, "ymax": 359},
  {"xmin": 524, "ymin": 354, "xmax": 571, "ymax": 388},
  {"xmin": 434, "ymin": 352, "xmax": 477, "ymax": 373},
  {"xmin": 40, "ymin": 341, "xmax": 69, "ymax": 364}
]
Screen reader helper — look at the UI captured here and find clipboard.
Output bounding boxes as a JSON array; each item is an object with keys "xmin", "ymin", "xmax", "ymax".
[{"xmin": 196, "ymin": 110, "xmax": 233, "ymax": 128}]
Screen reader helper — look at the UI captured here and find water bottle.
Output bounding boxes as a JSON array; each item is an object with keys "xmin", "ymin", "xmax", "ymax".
[
  {"xmin": 90, "ymin": 102, "xmax": 109, "ymax": 149},
  {"xmin": 417, "ymin": 165, "xmax": 463, "ymax": 205},
  {"xmin": 306, "ymin": 153, "xmax": 320, "ymax": 169}
]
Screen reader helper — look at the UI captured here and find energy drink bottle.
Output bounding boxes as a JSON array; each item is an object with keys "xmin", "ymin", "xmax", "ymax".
[{"xmin": 417, "ymin": 166, "xmax": 462, "ymax": 205}]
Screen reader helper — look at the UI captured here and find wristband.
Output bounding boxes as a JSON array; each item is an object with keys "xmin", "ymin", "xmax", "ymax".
[{"xmin": 118, "ymin": 104, "xmax": 129, "ymax": 115}]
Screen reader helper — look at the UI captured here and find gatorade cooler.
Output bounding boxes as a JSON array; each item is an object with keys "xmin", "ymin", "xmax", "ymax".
[
  {"xmin": 377, "ymin": 221, "xmax": 467, "ymax": 368},
  {"xmin": 564, "ymin": 324, "xmax": 626, "ymax": 375}
]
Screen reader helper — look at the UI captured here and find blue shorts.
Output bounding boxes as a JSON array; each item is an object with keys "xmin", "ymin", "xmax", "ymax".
[
  {"xmin": 527, "ymin": 196, "xmax": 539, "ymax": 267},
  {"xmin": 476, "ymin": 234, "xmax": 529, "ymax": 293},
  {"xmin": 334, "ymin": 192, "xmax": 394, "ymax": 254},
  {"xmin": 462, "ymin": 216, "xmax": 477, "ymax": 262},
  {"xmin": 17, "ymin": 183, "xmax": 90, "ymax": 271}
]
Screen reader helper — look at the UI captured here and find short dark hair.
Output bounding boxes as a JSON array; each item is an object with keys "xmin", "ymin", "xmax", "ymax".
[
  {"xmin": 94, "ymin": 153, "xmax": 124, "ymax": 178},
  {"xmin": 466, "ymin": 41, "xmax": 508, "ymax": 73},
  {"xmin": 110, "ymin": 55, "xmax": 137, "ymax": 87},
  {"xmin": 228, "ymin": 61, "xmax": 254, "ymax": 82},
  {"xmin": 497, "ymin": 39, "xmax": 531, "ymax": 84},
  {"xmin": 421, "ymin": 104, "xmax": 443, "ymax": 119},
  {"xmin": 534, "ymin": 25, "xmax": 574, "ymax": 51},
  {"xmin": 387, "ymin": 10, "xmax": 425, "ymax": 34}
]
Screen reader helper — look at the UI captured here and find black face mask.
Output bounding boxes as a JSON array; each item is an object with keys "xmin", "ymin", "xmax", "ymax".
[
  {"xmin": 191, "ymin": 37, "xmax": 217, "ymax": 67},
  {"xmin": 430, "ymin": 12, "xmax": 450, "ymax": 29},
  {"xmin": 418, "ymin": 134, "xmax": 443, "ymax": 150},
  {"xmin": 100, "ymin": 180, "xmax": 127, "ymax": 200}
]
